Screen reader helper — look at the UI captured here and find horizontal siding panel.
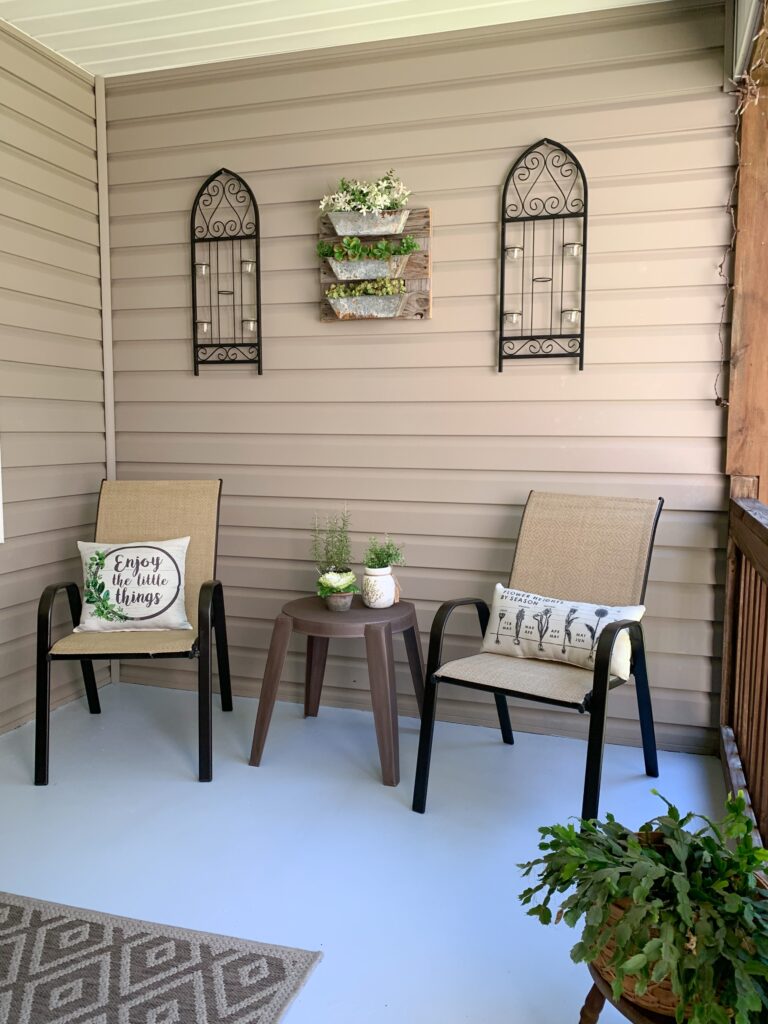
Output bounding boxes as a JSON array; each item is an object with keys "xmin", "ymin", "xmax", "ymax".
[
  {"xmin": 0, "ymin": 67, "xmax": 95, "ymax": 147},
  {"xmin": 0, "ymin": 292, "xmax": 101, "ymax": 341},
  {"xmin": 2, "ymin": 466, "xmax": 105, "ymax": 504},
  {"xmin": 0, "ymin": 398, "xmax": 104, "ymax": 432},
  {"xmin": 0, "ymin": 178, "xmax": 98, "ymax": 244},
  {"xmin": 0, "ymin": 142, "xmax": 98, "ymax": 214},
  {"xmin": 0, "ymin": 214, "xmax": 100, "ymax": 276},
  {"xmin": 0, "ymin": 361, "xmax": 104, "ymax": 401},
  {"xmin": 0, "ymin": 106, "xmax": 96, "ymax": 182},
  {"xmin": 0, "ymin": 30, "xmax": 93, "ymax": 114},
  {"xmin": 0, "ymin": 330, "xmax": 103, "ymax": 372},
  {"xmin": 2, "ymin": 494, "xmax": 99, "ymax": 541},
  {"xmin": 0, "ymin": 433, "xmax": 107, "ymax": 468},
  {"xmin": 115, "ymin": 401, "xmax": 725, "ymax": 438},
  {"xmin": 0, "ymin": 252, "xmax": 101, "ymax": 308}
]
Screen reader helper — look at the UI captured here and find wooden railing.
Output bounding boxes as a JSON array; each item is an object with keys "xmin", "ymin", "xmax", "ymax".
[{"xmin": 721, "ymin": 498, "xmax": 768, "ymax": 841}]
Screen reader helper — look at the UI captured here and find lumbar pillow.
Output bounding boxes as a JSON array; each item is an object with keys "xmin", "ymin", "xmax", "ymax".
[
  {"xmin": 481, "ymin": 585, "xmax": 644, "ymax": 680},
  {"xmin": 75, "ymin": 538, "xmax": 192, "ymax": 632}
]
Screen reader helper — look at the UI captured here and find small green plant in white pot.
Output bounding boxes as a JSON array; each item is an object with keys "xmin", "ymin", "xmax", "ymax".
[
  {"xmin": 362, "ymin": 536, "xmax": 405, "ymax": 609},
  {"xmin": 319, "ymin": 169, "xmax": 411, "ymax": 236},
  {"xmin": 311, "ymin": 508, "xmax": 358, "ymax": 611}
]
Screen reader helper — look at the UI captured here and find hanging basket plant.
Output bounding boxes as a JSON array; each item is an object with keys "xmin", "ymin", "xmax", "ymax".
[
  {"xmin": 320, "ymin": 169, "xmax": 411, "ymax": 236},
  {"xmin": 326, "ymin": 278, "xmax": 407, "ymax": 320}
]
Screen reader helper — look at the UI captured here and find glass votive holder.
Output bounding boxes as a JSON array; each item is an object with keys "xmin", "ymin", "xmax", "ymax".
[
  {"xmin": 562, "ymin": 308, "xmax": 581, "ymax": 325},
  {"xmin": 563, "ymin": 242, "xmax": 583, "ymax": 258},
  {"xmin": 195, "ymin": 262, "xmax": 210, "ymax": 277},
  {"xmin": 241, "ymin": 260, "xmax": 256, "ymax": 274},
  {"xmin": 242, "ymin": 318, "xmax": 257, "ymax": 332},
  {"xmin": 505, "ymin": 246, "xmax": 523, "ymax": 261},
  {"xmin": 196, "ymin": 320, "xmax": 211, "ymax": 335},
  {"xmin": 505, "ymin": 310, "xmax": 522, "ymax": 326}
]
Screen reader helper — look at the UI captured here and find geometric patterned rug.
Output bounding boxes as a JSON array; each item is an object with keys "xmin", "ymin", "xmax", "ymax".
[{"xmin": 0, "ymin": 891, "xmax": 321, "ymax": 1024}]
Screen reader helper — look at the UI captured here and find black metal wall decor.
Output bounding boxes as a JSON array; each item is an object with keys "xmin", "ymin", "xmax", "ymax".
[
  {"xmin": 498, "ymin": 138, "xmax": 588, "ymax": 371},
  {"xmin": 190, "ymin": 168, "xmax": 262, "ymax": 374}
]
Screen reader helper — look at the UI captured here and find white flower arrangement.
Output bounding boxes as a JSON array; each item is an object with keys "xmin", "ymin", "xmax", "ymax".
[
  {"xmin": 316, "ymin": 570, "xmax": 359, "ymax": 597},
  {"xmin": 319, "ymin": 169, "xmax": 411, "ymax": 213}
]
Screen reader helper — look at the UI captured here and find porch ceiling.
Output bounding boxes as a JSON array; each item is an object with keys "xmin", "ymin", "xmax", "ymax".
[{"xmin": 0, "ymin": 0, "xmax": 665, "ymax": 77}]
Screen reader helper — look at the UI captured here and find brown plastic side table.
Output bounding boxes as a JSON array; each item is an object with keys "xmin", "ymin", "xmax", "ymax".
[
  {"xmin": 579, "ymin": 964, "xmax": 671, "ymax": 1024},
  {"xmin": 249, "ymin": 596, "xmax": 425, "ymax": 786}
]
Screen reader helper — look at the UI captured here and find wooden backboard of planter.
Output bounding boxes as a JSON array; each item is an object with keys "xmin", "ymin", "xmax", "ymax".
[{"xmin": 319, "ymin": 208, "xmax": 432, "ymax": 321}]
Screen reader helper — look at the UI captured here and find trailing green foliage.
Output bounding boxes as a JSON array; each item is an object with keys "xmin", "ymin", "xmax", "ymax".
[
  {"xmin": 316, "ymin": 235, "xmax": 419, "ymax": 261},
  {"xmin": 363, "ymin": 536, "xmax": 405, "ymax": 569},
  {"xmin": 83, "ymin": 550, "xmax": 127, "ymax": 622},
  {"xmin": 519, "ymin": 792, "xmax": 768, "ymax": 1024},
  {"xmin": 326, "ymin": 279, "xmax": 406, "ymax": 299},
  {"xmin": 311, "ymin": 508, "xmax": 353, "ymax": 573},
  {"xmin": 319, "ymin": 169, "xmax": 410, "ymax": 213},
  {"xmin": 316, "ymin": 571, "xmax": 359, "ymax": 597}
]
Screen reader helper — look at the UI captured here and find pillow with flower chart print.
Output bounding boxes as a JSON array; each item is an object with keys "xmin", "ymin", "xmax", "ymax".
[
  {"xmin": 74, "ymin": 538, "xmax": 192, "ymax": 632},
  {"xmin": 481, "ymin": 585, "xmax": 645, "ymax": 680}
]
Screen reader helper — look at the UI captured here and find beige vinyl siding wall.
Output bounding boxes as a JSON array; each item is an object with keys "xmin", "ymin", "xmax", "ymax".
[
  {"xmin": 0, "ymin": 23, "xmax": 106, "ymax": 734},
  {"xmin": 107, "ymin": 0, "xmax": 732, "ymax": 753}
]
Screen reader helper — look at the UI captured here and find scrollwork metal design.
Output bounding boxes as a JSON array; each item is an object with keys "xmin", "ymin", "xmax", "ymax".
[
  {"xmin": 498, "ymin": 138, "xmax": 588, "ymax": 371},
  {"xmin": 191, "ymin": 168, "xmax": 262, "ymax": 374}
]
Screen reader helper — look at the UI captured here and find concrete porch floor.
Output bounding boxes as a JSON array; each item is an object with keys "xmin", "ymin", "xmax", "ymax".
[{"xmin": 0, "ymin": 682, "xmax": 724, "ymax": 1024}]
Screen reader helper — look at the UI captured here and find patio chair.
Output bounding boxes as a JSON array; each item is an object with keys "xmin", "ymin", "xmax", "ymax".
[
  {"xmin": 412, "ymin": 491, "xmax": 663, "ymax": 820},
  {"xmin": 34, "ymin": 479, "xmax": 232, "ymax": 784}
]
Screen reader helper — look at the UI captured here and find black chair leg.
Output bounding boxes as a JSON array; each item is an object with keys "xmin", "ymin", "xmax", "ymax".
[
  {"xmin": 34, "ymin": 655, "xmax": 51, "ymax": 786},
  {"xmin": 412, "ymin": 676, "xmax": 439, "ymax": 813},
  {"xmin": 213, "ymin": 586, "xmax": 233, "ymax": 712},
  {"xmin": 494, "ymin": 692, "xmax": 514, "ymax": 745},
  {"xmin": 633, "ymin": 640, "xmax": 658, "ymax": 778},
  {"xmin": 198, "ymin": 622, "xmax": 213, "ymax": 782},
  {"xmin": 81, "ymin": 661, "xmax": 101, "ymax": 714},
  {"xmin": 581, "ymin": 696, "xmax": 608, "ymax": 822}
]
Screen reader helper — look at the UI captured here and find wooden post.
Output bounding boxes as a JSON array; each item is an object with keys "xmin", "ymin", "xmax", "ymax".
[{"xmin": 727, "ymin": 6, "xmax": 768, "ymax": 500}]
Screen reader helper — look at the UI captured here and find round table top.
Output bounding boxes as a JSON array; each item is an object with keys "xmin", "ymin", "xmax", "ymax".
[{"xmin": 281, "ymin": 596, "xmax": 417, "ymax": 637}]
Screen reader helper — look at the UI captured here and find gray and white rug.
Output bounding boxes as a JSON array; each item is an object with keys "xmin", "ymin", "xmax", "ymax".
[{"xmin": 0, "ymin": 891, "xmax": 320, "ymax": 1023}]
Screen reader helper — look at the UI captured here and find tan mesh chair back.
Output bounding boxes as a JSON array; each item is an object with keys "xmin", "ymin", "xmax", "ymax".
[
  {"xmin": 95, "ymin": 480, "xmax": 222, "ymax": 615},
  {"xmin": 509, "ymin": 491, "xmax": 662, "ymax": 606}
]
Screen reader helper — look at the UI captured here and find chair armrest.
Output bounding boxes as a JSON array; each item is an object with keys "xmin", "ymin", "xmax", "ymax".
[
  {"xmin": 37, "ymin": 582, "xmax": 83, "ymax": 653},
  {"xmin": 589, "ymin": 619, "xmax": 644, "ymax": 706},
  {"xmin": 198, "ymin": 579, "xmax": 224, "ymax": 634},
  {"xmin": 427, "ymin": 598, "xmax": 490, "ymax": 680}
]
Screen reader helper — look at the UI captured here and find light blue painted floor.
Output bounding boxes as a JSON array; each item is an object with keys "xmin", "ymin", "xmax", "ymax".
[{"xmin": 0, "ymin": 683, "xmax": 724, "ymax": 1024}]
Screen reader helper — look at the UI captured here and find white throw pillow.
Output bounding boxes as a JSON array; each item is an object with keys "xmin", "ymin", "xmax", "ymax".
[
  {"xmin": 75, "ymin": 538, "xmax": 192, "ymax": 632},
  {"xmin": 481, "ymin": 585, "xmax": 644, "ymax": 680}
]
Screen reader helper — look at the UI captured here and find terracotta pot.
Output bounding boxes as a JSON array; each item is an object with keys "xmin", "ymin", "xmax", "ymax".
[{"xmin": 324, "ymin": 592, "xmax": 354, "ymax": 612}]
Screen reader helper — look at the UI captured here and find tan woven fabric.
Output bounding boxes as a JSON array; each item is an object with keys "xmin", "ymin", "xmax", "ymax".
[
  {"xmin": 51, "ymin": 630, "xmax": 197, "ymax": 657},
  {"xmin": 509, "ymin": 491, "xmax": 660, "ymax": 606},
  {"xmin": 436, "ymin": 652, "xmax": 618, "ymax": 706},
  {"xmin": 95, "ymin": 480, "xmax": 221, "ymax": 615}
]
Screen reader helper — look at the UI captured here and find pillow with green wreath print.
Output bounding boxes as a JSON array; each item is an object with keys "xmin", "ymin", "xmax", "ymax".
[
  {"xmin": 481, "ymin": 585, "xmax": 644, "ymax": 680},
  {"xmin": 74, "ymin": 538, "xmax": 192, "ymax": 632}
]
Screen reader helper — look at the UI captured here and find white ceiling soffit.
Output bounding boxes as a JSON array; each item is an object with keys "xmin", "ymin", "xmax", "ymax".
[{"xmin": 0, "ymin": 0, "xmax": 665, "ymax": 77}]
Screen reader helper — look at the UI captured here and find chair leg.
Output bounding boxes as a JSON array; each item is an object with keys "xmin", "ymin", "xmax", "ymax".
[
  {"xmin": 582, "ymin": 697, "xmax": 608, "ymax": 821},
  {"xmin": 412, "ymin": 675, "xmax": 439, "ymax": 813},
  {"xmin": 34, "ymin": 655, "xmax": 51, "ymax": 786},
  {"xmin": 633, "ymin": 639, "xmax": 658, "ymax": 778},
  {"xmin": 213, "ymin": 586, "xmax": 233, "ymax": 712},
  {"xmin": 198, "ymin": 615, "xmax": 213, "ymax": 782},
  {"xmin": 80, "ymin": 661, "xmax": 101, "ymax": 714},
  {"xmin": 494, "ymin": 692, "xmax": 514, "ymax": 745}
]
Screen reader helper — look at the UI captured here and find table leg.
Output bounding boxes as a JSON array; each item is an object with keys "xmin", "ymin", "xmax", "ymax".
[
  {"xmin": 249, "ymin": 613, "xmax": 293, "ymax": 766},
  {"xmin": 304, "ymin": 635, "xmax": 329, "ymax": 717},
  {"xmin": 402, "ymin": 622, "xmax": 425, "ymax": 715},
  {"xmin": 578, "ymin": 984, "xmax": 606, "ymax": 1024},
  {"xmin": 364, "ymin": 621, "xmax": 399, "ymax": 786}
]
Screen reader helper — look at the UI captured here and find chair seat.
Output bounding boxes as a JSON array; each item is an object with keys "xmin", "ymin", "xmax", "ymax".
[
  {"xmin": 50, "ymin": 630, "xmax": 197, "ymax": 658},
  {"xmin": 436, "ymin": 652, "xmax": 619, "ymax": 708}
]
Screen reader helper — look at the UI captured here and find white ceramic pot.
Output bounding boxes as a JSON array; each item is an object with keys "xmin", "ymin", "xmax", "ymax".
[
  {"xmin": 327, "ymin": 210, "xmax": 410, "ymax": 236},
  {"xmin": 362, "ymin": 566, "xmax": 399, "ymax": 609}
]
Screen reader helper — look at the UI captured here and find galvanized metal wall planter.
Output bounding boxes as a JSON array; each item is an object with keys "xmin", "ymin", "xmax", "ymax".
[
  {"xmin": 319, "ymin": 208, "xmax": 432, "ymax": 321},
  {"xmin": 498, "ymin": 138, "xmax": 588, "ymax": 370},
  {"xmin": 190, "ymin": 168, "xmax": 262, "ymax": 373}
]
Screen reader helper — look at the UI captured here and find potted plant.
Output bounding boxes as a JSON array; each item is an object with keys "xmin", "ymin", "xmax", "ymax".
[
  {"xmin": 326, "ymin": 278, "xmax": 407, "ymax": 320},
  {"xmin": 311, "ymin": 508, "xmax": 358, "ymax": 611},
  {"xmin": 519, "ymin": 791, "xmax": 768, "ymax": 1022},
  {"xmin": 317, "ymin": 235, "xmax": 419, "ymax": 281},
  {"xmin": 361, "ymin": 535, "xmax": 405, "ymax": 609},
  {"xmin": 319, "ymin": 169, "xmax": 411, "ymax": 236}
]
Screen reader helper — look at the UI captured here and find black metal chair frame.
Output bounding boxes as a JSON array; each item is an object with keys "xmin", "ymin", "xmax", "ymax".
[
  {"xmin": 35, "ymin": 533, "xmax": 232, "ymax": 785},
  {"xmin": 412, "ymin": 500, "xmax": 663, "ymax": 820}
]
